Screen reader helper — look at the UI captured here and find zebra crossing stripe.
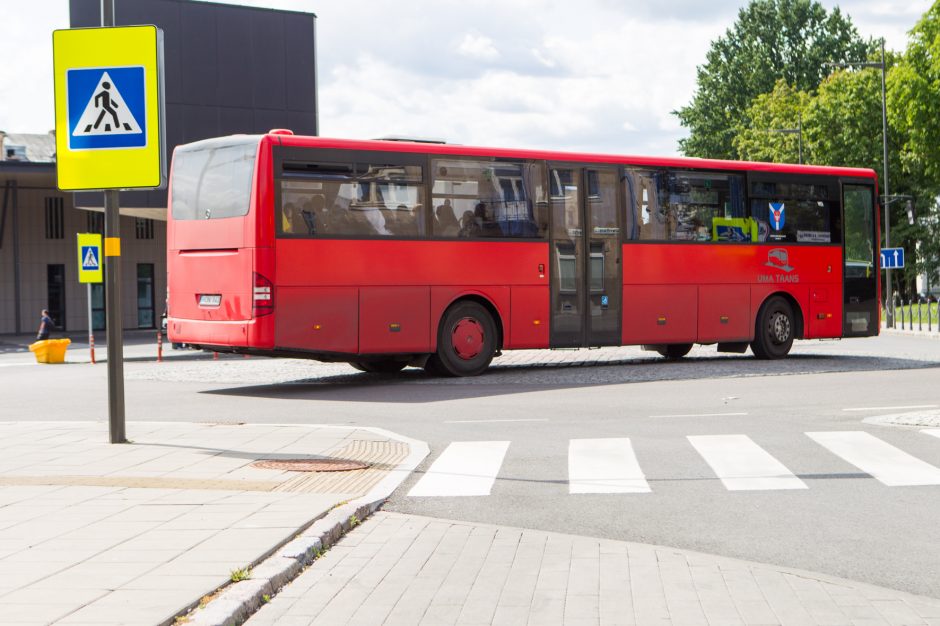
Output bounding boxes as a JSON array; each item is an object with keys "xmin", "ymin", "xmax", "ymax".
[
  {"xmin": 407, "ymin": 441, "xmax": 510, "ymax": 497},
  {"xmin": 688, "ymin": 435, "xmax": 807, "ymax": 491},
  {"xmin": 568, "ymin": 438, "xmax": 650, "ymax": 494},
  {"xmin": 807, "ymin": 431, "xmax": 940, "ymax": 487},
  {"xmin": 924, "ymin": 429, "xmax": 940, "ymax": 441}
]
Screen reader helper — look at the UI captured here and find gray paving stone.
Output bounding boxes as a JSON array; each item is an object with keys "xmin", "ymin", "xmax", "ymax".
[{"xmin": 239, "ymin": 513, "xmax": 940, "ymax": 626}]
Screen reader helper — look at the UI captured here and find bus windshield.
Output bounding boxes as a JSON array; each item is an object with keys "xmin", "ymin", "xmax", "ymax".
[{"xmin": 171, "ymin": 137, "xmax": 259, "ymax": 220}]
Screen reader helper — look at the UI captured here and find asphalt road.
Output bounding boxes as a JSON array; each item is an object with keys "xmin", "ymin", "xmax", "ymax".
[{"xmin": 2, "ymin": 332, "xmax": 939, "ymax": 598}]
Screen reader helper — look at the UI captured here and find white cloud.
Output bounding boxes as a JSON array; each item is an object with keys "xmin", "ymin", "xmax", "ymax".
[
  {"xmin": 457, "ymin": 34, "xmax": 500, "ymax": 62},
  {"xmin": 0, "ymin": 0, "xmax": 931, "ymax": 157}
]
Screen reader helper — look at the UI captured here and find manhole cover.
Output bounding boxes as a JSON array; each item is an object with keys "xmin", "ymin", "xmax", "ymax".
[{"xmin": 252, "ymin": 458, "xmax": 370, "ymax": 472}]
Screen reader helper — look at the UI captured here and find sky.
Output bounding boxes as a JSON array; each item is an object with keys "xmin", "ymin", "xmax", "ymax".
[{"xmin": 0, "ymin": 0, "xmax": 931, "ymax": 157}]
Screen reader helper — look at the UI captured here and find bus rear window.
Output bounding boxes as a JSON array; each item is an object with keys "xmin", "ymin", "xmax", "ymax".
[{"xmin": 171, "ymin": 140, "xmax": 258, "ymax": 220}]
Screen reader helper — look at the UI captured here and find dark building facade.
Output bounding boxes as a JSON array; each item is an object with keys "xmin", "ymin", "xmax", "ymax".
[
  {"xmin": 70, "ymin": 0, "xmax": 318, "ymax": 210},
  {"xmin": 0, "ymin": 1, "xmax": 317, "ymax": 335}
]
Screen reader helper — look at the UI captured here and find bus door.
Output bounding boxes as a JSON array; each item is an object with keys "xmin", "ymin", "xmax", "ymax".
[
  {"xmin": 548, "ymin": 165, "xmax": 622, "ymax": 347},
  {"xmin": 842, "ymin": 183, "xmax": 879, "ymax": 336}
]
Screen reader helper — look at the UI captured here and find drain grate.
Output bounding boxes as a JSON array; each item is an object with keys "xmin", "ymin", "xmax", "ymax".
[{"xmin": 252, "ymin": 458, "xmax": 370, "ymax": 472}]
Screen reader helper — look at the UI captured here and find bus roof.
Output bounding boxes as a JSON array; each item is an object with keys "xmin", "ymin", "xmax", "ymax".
[{"xmin": 266, "ymin": 133, "xmax": 877, "ymax": 180}]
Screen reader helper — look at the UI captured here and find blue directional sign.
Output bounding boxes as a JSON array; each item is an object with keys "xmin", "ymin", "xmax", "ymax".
[{"xmin": 880, "ymin": 247, "xmax": 905, "ymax": 269}]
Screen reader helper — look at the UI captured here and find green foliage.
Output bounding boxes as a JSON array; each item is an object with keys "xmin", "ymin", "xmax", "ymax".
[
  {"xmin": 913, "ymin": 210, "xmax": 940, "ymax": 290},
  {"xmin": 889, "ymin": 1, "xmax": 940, "ymax": 185},
  {"xmin": 732, "ymin": 80, "xmax": 811, "ymax": 163},
  {"xmin": 229, "ymin": 567, "xmax": 251, "ymax": 582},
  {"xmin": 676, "ymin": 0, "xmax": 868, "ymax": 158},
  {"xmin": 804, "ymin": 65, "xmax": 887, "ymax": 171}
]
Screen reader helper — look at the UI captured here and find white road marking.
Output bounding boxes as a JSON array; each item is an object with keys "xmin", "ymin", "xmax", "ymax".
[
  {"xmin": 568, "ymin": 438, "xmax": 650, "ymax": 494},
  {"xmin": 842, "ymin": 404, "xmax": 938, "ymax": 412},
  {"xmin": 924, "ymin": 429, "xmax": 940, "ymax": 440},
  {"xmin": 444, "ymin": 418, "xmax": 549, "ymax": 424},
  {"xmin": 407, "ymin": 441, "xmax": 510, "ymax": 497},
  {"xmin": 688, "ymin": 434, "xmax": 807, "ymax": 491},
  {"xmin": 651, "ymin": 412, "xmax": 748, "ymax": 418},
  {"xmin": 807, "ymin": 431, "xmax": 940, "ymax": 486}
]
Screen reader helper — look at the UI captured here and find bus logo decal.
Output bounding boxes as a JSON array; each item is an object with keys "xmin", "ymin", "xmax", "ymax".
[
  {"xmin": 765, "ymin": 248, "xmax": 793, "ymax": 273},
  {"xmin": 769, "ymin": 202, "xmax": 785, "ymax": 231}
]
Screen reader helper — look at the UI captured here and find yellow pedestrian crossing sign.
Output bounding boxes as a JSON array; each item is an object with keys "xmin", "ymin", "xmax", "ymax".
[
  {"xmin": 53, "ymin": 25, "xmax": 166, "ymax": 191},
  {"xmin": 77, "ymin": 233, "xmax": 103, "ymax": 284}
]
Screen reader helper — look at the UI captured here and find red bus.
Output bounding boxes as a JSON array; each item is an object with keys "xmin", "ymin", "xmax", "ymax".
[{"xmin": 166, "ymin": 132, "xmax": 879, "ymax": 376}]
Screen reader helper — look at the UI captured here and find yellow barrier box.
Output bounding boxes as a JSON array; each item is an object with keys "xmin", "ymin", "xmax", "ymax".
[{"xmin": 29, "ymin": 338, "xmax": 71, "ymax": 364}]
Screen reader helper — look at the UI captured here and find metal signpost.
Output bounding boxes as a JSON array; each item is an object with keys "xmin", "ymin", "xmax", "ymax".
[
  {"xmin": 53, "ymin": 2, "xmax": 166, "ymax": 443},
  {"xmin": 77, "ymin": 233, "xmax": 103, "ymax": 364}
]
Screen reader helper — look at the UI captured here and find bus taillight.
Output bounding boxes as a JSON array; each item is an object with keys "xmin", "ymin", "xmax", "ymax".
[{"xmin": 253, "ymin": 272, "xmax": 274, "ymax": 317}]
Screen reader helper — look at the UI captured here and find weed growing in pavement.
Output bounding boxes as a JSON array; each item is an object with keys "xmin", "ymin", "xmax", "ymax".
[
  {"xmin": 230, "ymin": 566, "xmax": 251, "ymax": 582},
  {"xmin": 262, "ymin": 594, "xmax": 271, "ymax": 603},
  {"xmin": 349, "ymin": 514, "xmax": 361, "ymax": 527}
]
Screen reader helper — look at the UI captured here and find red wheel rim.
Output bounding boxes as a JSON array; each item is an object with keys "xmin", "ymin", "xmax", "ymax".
[{"xmin": 452, "ymin": 317, "xmax": 484, "ymax": 360}]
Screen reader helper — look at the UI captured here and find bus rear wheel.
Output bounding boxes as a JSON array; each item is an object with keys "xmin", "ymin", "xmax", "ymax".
[
  {"xmin": 655, "ymin": 343, "xmax": 693, "ymax": 360},
  {"xmin": 751, "ymin": 296, "xmax": 795, "ymax": 359},
  {"xmin": 350, "ymin": 359, "xmax": 407, "ymax": 373},
  {"xmin": 427, "ymin": 301, "xmax": 496, "ymax": 377}
]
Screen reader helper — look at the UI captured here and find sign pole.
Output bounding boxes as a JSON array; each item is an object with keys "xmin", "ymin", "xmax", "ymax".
[
  {"xmin": 87, "ymin": 282, "xmax": 94, "ymax": 364},
  {"xmin": 55, "ymin": 2, "xmax": 164, "ymax": 444},
  {"xmin": 101, "ymin": 0, "xmax": 126, "ymax": 444},
  {"xmin": 104, "ymin": 191, "xmax": 125, "ymax": 443}
]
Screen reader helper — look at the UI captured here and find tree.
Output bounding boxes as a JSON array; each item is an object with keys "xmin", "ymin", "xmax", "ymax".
[
  {"xmin": 675, "ymin": 0, "xmax": 868, "ymax": 159},
  {"xmin": 805, "ymin": 52, "xmax": 940, "ymax": 297},
  {"xmin": 732, "ymin": 79, "xmax": 811, "ymax": 163},
  {"xmin": 889, "ymin": 1, "xmax": 940, "ymax": 187},
  {"xmin": 803, "ymin": 65, "xmax": 888, "ymax": 171}
]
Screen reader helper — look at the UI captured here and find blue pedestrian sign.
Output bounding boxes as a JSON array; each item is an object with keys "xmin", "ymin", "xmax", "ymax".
[
  {"xmin": 880, "ymin": 247, "xmax": 905, "ymax": 269},
  {"xmin": 81, "ymin": 245, "xmax": 100, "ymax": 271},
  {"xmin": 66, "ymin": 66, "xmax": 147, "ymax": 151}
]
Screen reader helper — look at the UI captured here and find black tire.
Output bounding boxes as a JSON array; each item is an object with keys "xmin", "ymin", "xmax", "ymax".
[
  {"xmin": 349, "ymin": 359, "xmax": 407, "ymax": 373},
  {"xmin": 751, "ymin": 296, "xmax": 795, "ymax": 359},
  {"xmin": 431, "ymin": 301, "xmax": 497, "ymax": 377},
  {"xmin": 655, "ymin": 343, "xmax": 693, "ymax": 360}
]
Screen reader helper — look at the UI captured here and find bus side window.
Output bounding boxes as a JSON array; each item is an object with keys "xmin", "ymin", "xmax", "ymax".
[
  {"xmin": 623, "ymin": 169, "xmax": 668, "ymax": 241},
  {"xmin": 431, "ymin": 158, "xmax": 547, "ymax": 239}
]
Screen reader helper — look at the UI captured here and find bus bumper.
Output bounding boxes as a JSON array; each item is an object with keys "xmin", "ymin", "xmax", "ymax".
[{"xmin": 167, "ymin": 318, "xmax": 270, "ymax": 349}]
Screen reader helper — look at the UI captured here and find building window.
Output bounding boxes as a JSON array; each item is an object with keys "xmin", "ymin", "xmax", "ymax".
[
  {"xmin": 87, "ymin": 211, "xmax": 104, "ymax": 234},
  {"xmin": 135, "ymin": 217, "xmax": 154, "ymax": 239},
  {"xmin": 137, "ymin": 264, "xmax": 155, "ymax": 328},
  {"xmin": 45, "ymin": 197, "xmax": 65, "ymax": 239}
]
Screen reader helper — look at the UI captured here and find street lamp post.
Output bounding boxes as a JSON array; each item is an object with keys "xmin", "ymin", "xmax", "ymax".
[
  {"xmin": 767, "ymin": 111, "xmax": 803, "ymax": 164},
  {"xmin": 828, "ymin": 38, "xmax": 892, "ymax": 326}
]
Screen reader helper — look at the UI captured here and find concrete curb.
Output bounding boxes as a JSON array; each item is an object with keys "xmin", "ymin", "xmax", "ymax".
[
  {"xmin": 170, "ymin": 425, "xmax": 429, "ymax": 626},
  {"xmin": 880, "ymin": 326, "xmax": 940, "ymax": 340}
]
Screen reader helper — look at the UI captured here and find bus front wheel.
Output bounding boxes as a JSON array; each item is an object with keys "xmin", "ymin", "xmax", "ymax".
[
  {"xmin": 427, "ymin": 301, "xmax": 496, "ymax": 377},
  {"xmin": 751, "ymin": 296, "xmax": 795, "ymax": 359}
]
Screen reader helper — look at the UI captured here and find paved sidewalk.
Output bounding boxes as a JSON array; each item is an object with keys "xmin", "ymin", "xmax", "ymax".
[
  {"xmin": 247, "ymin": 512, "xmax": 940, "ymax": 626},
  {"xmin": 0, "ymin": 422, "xmax": 423, "ymax": 626},
  {"xmin": 0, "ymin": 330, "xmax": 238, "ymax": 364}
]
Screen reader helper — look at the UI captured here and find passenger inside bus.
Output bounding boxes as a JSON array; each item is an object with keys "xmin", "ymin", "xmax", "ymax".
[
  {"xmin": 281, "ymin": 201, "xmax": 300, "ymax": 233},
  {"xmin": 435, "ymin": 200, "xmax": 460, "ymax": 236}
]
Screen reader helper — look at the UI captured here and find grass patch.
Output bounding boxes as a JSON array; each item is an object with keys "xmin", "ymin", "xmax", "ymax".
[{"xmin": 230, "ymin": 566, "xmax": 251, "ymax": 582}]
